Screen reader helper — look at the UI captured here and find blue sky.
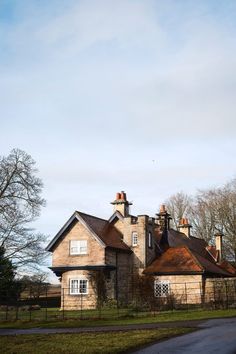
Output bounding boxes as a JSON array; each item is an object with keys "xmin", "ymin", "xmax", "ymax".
[{"xmin": 1, "ymin": 0, "xmax": 236, "ymax": 256}]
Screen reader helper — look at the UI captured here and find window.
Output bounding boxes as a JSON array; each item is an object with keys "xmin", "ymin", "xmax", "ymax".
[
  {"xmin": 70, "ymin": 240, "xmax": 87, "ymax": 255},
  {"xmin": 70, "ymin": 279, "xmax": 88, "ymax": 295},
  {"xmin": 132, "ymin": 232, "xmax": 138, "ymax": 246},
  {"xmin": 148, "ymin": 232, "xmax": 152, "ymax": 248},
  {"xmin": 154, "ymin": 280, "xmax": 170, "ymax": 297}
]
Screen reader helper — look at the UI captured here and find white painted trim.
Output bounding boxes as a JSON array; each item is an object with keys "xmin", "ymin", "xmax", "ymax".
[
  {"xmin": 69, "ymin": 278, "xmax": 89, "ymax": 295},
  {"xmin": 132, "ymin": 231, "xmax": 138, "ymax": 247},
  {"xmin": 70, "ymin": 240, "xmax": 88, "ymax": 255}
]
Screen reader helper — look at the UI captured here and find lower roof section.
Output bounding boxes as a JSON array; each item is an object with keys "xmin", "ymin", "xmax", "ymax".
[
  {"xmin": 144, "ymin": 271, "xmax": 203, "ymax": 276},
  {"xmin": 50, "ymin": 265, "xmax": 116, "ymax": 277}
]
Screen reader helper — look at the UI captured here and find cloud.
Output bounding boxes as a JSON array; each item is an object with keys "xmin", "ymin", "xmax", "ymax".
[
  {"xmin": 1, "ymin": 1, "xmax": 236, "ymax": 144},
  {"xmin": 0, "ymin": 0, "xmax": 236, "ymax": 238}
]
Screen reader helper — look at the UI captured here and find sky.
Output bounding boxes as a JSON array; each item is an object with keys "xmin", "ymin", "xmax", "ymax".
[{"xmin": 1, "ymin": 0, "xmax": 236, "ymax": 277}]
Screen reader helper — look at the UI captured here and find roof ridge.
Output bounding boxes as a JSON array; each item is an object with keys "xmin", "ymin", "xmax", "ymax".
[
  {"xmin": 189, "ymin": 235, "xmax": 207, "ymax": 243},
  {"xmin": 76, "ymin": 211, "xmax": 108, "ymax": 222}
]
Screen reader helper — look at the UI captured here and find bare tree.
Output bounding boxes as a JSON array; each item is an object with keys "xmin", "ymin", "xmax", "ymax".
[
  {"xmin": 0, "ymin": 149, "xmax": 46, "ymax": 268},
  {"xmin": 189, "ymin": 189, "xmax": 219, "ymax": 243},
  {"xmin": 188, "ymin": 182, "xmax": 236, "ymax": 261},
  {"xmin": 20, "ymin": 271, "xmax": 49, "ymax": 299},
  {"xmin": 165, "ymin": 179, "xmax": 236, "ymax": 262},
  {"xmin": 165, "ymin": 192, "xmax": 191, "ymax": 229},
  {"xmin": 215, "ymin": 179, "xmax": 236, "ymax": 261}
]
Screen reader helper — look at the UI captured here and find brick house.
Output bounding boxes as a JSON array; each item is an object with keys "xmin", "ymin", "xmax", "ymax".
[{"xmin": 46, "ymin": 192, "xmax": 236, "ymax": 309}]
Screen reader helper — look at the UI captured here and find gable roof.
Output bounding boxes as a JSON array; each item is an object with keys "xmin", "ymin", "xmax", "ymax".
[
  {"xmin": 145, "ymin": 228, "xmax": 235, "ymax": 277},
  {"xmin": 46, "ymin": 211, "xmax": 131, "ymax": 253}
]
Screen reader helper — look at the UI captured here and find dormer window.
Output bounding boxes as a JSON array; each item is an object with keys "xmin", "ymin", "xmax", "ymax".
[
  {"xmin": 148, "ymin": 232, "xmax": 152, "ymax": 248},
  {"xmin": 70, "ymin": 240, "xmax": 87, "ymax": 255},
  {"xmin": 132, "ymin": 232, "xmax": 138, "ymax": 246}
]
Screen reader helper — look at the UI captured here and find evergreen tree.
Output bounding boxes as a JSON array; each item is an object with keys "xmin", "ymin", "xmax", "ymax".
[{"xmin": 0, "ymin": 246, "xmax": 19, "ymax": 302}]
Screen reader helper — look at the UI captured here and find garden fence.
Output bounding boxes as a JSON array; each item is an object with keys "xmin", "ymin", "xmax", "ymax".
[{"xmin": 0, "ymin": 278, "xmax": 236, "ymax": 322}]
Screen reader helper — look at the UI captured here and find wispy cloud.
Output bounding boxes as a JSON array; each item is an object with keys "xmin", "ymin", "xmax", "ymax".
[{"xmin": 0, "ymin": 0, "xmax": 236, "ymax": 239}]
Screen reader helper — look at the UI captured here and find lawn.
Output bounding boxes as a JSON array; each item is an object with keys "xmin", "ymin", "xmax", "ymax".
[
  {"xmin": 0, "ymin": 328, "xmax": 193, "ymax": 354},
  {"xmin": 0, "ymin": 308, "xmax": 236, "ymax": 329}
]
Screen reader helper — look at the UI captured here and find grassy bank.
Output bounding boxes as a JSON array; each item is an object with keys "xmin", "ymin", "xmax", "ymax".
[
  {"xmin": 0, "ymin": 309, "xmax": 236, "ymax": 329},
  {"xmin": 0, "ymin": 328, "xmax": 193, "ymax": 354}
]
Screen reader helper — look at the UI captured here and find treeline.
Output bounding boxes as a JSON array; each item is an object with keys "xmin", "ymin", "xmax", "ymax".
[{"xmin": 165, "ymin": 178, "xmax": 236, "ymax": 262}]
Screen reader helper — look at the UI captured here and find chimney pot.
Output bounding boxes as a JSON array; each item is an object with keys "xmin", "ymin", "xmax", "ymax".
[
  {"xmin": 121, "ymin": 191, "xmax": 126, "ymax": 201},
  {"xmin": 178, "ymin": 217, "xmax": 191, "ymax": 237},
  {"xmin": 116, "ymin": 192, "xmax": 121, "ymax": 200},
  {"xmin": 160, "ymin": 204, "xmax": 166, "ymax": 213}
]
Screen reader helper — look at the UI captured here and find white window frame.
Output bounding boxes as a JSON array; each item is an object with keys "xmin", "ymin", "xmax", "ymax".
[
  {"xmin": 69, "ymin": 278, "xmax": 88, "ymax": 295},
  {"xmin": 132, "ymin": 232, "xmax": 138, "ymax": 246},
  {"xmin": 70, "ymin": 240, "xmax": 87, "ymax": 255},
  {"xmin": 154, "ymin": 280, "xmax": 170, "ymax": 297},
  {"xmin": 148, "ymin": 231, "xmax": 152, "ymax": 248}
]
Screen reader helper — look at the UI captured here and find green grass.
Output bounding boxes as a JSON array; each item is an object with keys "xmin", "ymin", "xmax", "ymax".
[
  {"xmin": 0, "ymin": 328, "xmax": 194, "ymax": 353},
  {"xmin": 0, "ymin": 308, "xmax": 236, "ymax": 329}
]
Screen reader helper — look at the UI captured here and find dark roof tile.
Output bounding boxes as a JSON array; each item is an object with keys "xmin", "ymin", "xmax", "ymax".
[{"xmin": 78, "ymin": 212, "xmax": 131, "ymax": 252}]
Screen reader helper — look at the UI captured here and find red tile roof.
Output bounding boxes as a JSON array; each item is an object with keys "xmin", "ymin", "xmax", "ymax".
[
  {"xmin": 191, "ymin": 251, "xmax": 231, "ymax": 276},
  {"xmin": 218, "ymin": 260, "xmax": 236, "ymax": 275},
  {"xmin": 144, "ymin": 247, "xmax": 203, "ymax": 275},
  {"xmin": 145, "ymin": 229, "xmax": 235, "ymax": 277}
]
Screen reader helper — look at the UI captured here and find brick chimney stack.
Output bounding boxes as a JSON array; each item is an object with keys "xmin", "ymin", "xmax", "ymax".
[
  {"xmin": 178, "ymin": 218, "xmax": 192, "ymax": 238},
  {"xmin": 215, "ymin": 232, "xmax": 223, "ymax": 263},
  {"xmin": 111, "ymin": 191, "xmax": 132, "ymax": 217}
]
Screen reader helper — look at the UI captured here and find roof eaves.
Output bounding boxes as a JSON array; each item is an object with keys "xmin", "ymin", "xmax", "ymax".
[{"xmin": 143, "ymin": 270, "xmax": 204, "ymax": 275}]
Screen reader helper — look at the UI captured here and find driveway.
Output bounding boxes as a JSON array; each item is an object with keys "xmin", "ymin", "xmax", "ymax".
[
  {"xmin": 1, "ymin": 317, "xmax": 236, "ymax": 354},
  {"xmin": 133, "ymin": 317, "xmax": 236, "ymax": 354},
  {"xmin": 0, "ymin": 319, "xmax": 202, "ymax": 336}
]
